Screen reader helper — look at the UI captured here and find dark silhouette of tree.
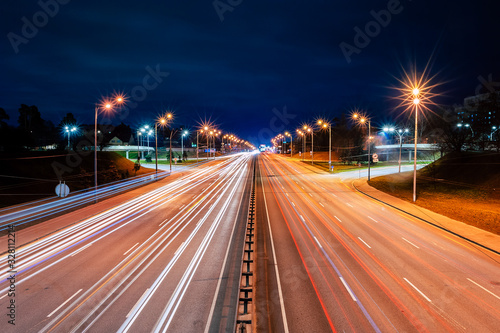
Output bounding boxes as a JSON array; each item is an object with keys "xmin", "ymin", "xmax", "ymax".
[{"xmin": 0, "ymin": 108, "xmax": 9, "ymax": 128}]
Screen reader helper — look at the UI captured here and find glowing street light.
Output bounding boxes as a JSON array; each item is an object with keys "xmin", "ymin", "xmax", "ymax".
[
  {"xmin": 155, "ymin": 116, "xmax": 168, "ymax": 179},
  {"xmin": 94, "ymin": 94, "xmax": 125, "ymax": 203},
  {"xmin": 285, "ymin": 132, "xmax": 292, "ymax": 157},
  {"xmin": 352, "ymin": 113, "xmax": 372, "ymax": 180},
  {"xmin": 64, "ymin": 125, "xmax": 77, "ymax": 150},
  {"xmin": 181, "ymin": 130, "xmax": 188, "ymax": 161},
  {"xmin": 383, "ymin": 126, "xmax": 409, "ymax": 173},
  {"xmin": 318, "ymin": 120, "xmax": 332, "ymax": 171}
]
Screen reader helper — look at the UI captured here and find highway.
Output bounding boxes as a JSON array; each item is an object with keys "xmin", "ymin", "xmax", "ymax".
[
  {"xmin": 1, "ymin": 151, "xmax": 499, "ymax": 332},
  {"xmin": 256, "ymin": 153, "xmax": 500, "ymax": 332},
  {"xmin": 0, "ymin": 153, "xmax": 254, "ymax": 332}
]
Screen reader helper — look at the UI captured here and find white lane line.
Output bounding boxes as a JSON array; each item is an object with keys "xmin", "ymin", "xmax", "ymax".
[
  {"xmin": 179, "ymin": 204, "xmax": 185, "ymax": 210},
  {"xmin": 402, "ymin": 238, "xmax": 420, "ymax": 249},
  {"xmin": 332, "ymin": 193, "xmax": 337, "ymax": 197},
  {"xmin": 340, "ymin": 277, "xmax": 357, "ymax": 301},
  {"xmin": 404, "ymin": 278, "xmax": 432, "ymax": 302},
  {"xmin": 314, "ymin": 236, "xmax": 322, "ymax": 248},
  {"xmin": 334, "ymin": 216, "xmax": 342, "ymax": 223},
  {"xmin": 174, "ymin": 242, "xmax": 185, "ymax": 255},
  {"xmin": 467, "ymin": 278, "xmax": 500, "ymax": 300},
  {"xmin": 47, "ymin": 289, "xmax": 82, "ymax": 317},
  {"xmin": 319, "ymin": 202, "xmax": 324, "ymax": 207},
  {"xmin": 346, "ymin": 203, "xmax": 353, "ymax": 208},
  {"xmin": 285, "ymin": 193, "xmax": 289, "ymax": 197},
  {"xmin": 70, "ymin": 243, "xmax": 92, "ymax": 257},
  {"xmin": 0, "ymin": 293, "xmax": 7, "ymax": 300},
  {"xmin": 299, "ymin": 215, "xmax": 305, "ymax": 222},
  {"xmin": 358, "ymin": 237, "xmax": 372, "ymax": 249},
  {"xmin": 126, "ymin": 288, "xmax": 150, "ymax": 318},
  {"xmin": 262, "ymin": 172, "xmax": 290, "ymax": 332},
  {"xmin": 367, "ymin": 216, "xmax": 378, "ymax": 223},
  {"xmin": 159, "ymin": 219, "xmax": 168, "ymax": 227},
  {"xmin": 292, "ymin": 202, "xmax": 295, "ymax": 207},
  {"xmin": 308, "ymin": 193, "xmax": 313, "ymax": 197},
  {"xmin": 123, "ymin": 243, "xmax": 140, "ymax": 256},
  {"xmin": 302, "ymin": 187, "xmax": 305, "ymax": 190}
]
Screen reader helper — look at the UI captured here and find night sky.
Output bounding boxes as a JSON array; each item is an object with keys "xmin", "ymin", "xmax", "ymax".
[{"xmin": 1, "ymin": 0, "xmax": 499, "ymax": 145}]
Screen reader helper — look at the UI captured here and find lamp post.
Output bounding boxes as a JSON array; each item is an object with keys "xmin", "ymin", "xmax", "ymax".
[
  {"xmin": 65, "ymin": 126, "xmax": 77, "ymax": 150},
  {"xmin": 318, "ymin": 120, "xmax": 332, "ymax": 171},
  {"xmin": 285, "ymin": 132, "xmax": 292, "ymax": 157},
  {"xmin": 353, "ymin": 114, "xmax": 372, "ymax": 180},
  {"xmin": 296, "ymin": 129, "xmax": 305, "ymax": 161},
  {"xmin": 383, "ymin": 127, "xmax": 409, "ymax": 173},
  {"xmin": 412, "ymin": 89, "xmax": 420, "ymax": 202},
  {"xmin": 491, "ymin": 126, "xmax": 498, "ymax": 141},
  {"xmin": 181, "ymin": 130, "xmax": 188, "ymax": 161},
  {"xmin": 303, "ymin": 125, "xmax": 314, "ymax": 165},
  {"xmin": 94, "ymin": 95, "xmax": 124, "ymax": 203},
  {"xmin": 155, "ymin": 117, "xmax": 167, "ymax": 179}
]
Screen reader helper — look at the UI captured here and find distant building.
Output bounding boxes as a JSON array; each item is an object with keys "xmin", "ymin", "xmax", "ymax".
[{"xmin": 457, "ymin": 92, "xmax": 499, "ymax": 128}]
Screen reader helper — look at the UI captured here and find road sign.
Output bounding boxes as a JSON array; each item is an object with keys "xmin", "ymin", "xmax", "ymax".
[
  {"xmin": 372, "ymin": 153, "xmax": 378, "ymax": 159},
  {"xmin": 373, "ymin": 158, "xmax": 379, "ymax": 163},
  {"xmin": 55, "ymin": 182, "xmax": 70, "ymax": 198}
]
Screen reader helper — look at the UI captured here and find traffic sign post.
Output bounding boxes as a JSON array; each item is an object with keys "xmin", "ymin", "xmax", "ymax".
[{"xmin": 55, "ymin": 181, "xmax": 70, "ymax": 198}]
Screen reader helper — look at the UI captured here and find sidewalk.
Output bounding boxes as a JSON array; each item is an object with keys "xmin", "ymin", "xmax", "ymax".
[{"xmin": 352, "ymin": 178, "xmax": 500, "ymax": 255}]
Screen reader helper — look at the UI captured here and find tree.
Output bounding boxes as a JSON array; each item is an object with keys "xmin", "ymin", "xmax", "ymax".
[{"xmin": 0, "ymin": 108, "xmax": 9, "ymax": 128}]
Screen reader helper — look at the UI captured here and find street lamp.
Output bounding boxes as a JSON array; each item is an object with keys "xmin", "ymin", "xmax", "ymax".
[
  {"xmin": 318, "ymin": 120, "xmax": 332, "ymax": 171},
  {"xmin": 181, "ymin": 130, "xmax": 188, "ymax": 161},
  {"xmin": 296, "ymin": 129, "xmax": 305, "ymax": 161},
  {"xmin": 383, "ymin": 127, "xmax": 409, "ymax": 173},
  {"xmin": 491, "ymin": 126, "xmax": 498, "ymax": 141},
  {"xmin": 64, "ymin": 126, "xmax": 77, "ymax": 150},
  {"xmin": 303, "ymin": 125, "xmax": 314, "ymax": 164},
  {"xmin": 412, "ymin": 89, "xmax": 420, "ymax": 202},
  {"xmin": 164, "ymin": 113, "xmax": 173, "ymax": 173},
  {"xmin": 352, "ymin": 113, "xmax": 372, "ymax": 180},
  {"xmin": 94, "ymin": 95, "xmax": 125, "ymax": 203},
  {"xmin": 285, "ymin": 132, "xmax": 292, "ymax": 157},
  {"xmin": 155, "ymin": 117, "xmax": 167, "ymax": 179}
]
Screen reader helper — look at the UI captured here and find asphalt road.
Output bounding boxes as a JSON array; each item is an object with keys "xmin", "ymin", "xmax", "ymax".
[
  {"xmin": 0, "ymin": 153, "xmax": 254, "ymax": 332},
  {"xmin": 256, "ymin": 153, "xmax": 500, "ymax": 332}
]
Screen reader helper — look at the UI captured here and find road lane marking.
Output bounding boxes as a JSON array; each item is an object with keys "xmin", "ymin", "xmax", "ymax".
[
  {"xmin": 314, "ymin": 236, "xmax": 322, "ymax": 248},
  {"xmin": 467, "ymin": 278, "xmax": 500, "ymax": 300},
  {"xmin": 302, "ymin": 187, "xmax": 305, "ymax": 190},
  {"xmin": 334, "ymin": 216, "xmax": 342, "ymax": 223},
  {"xmin": 319, "ymin": 202, "xmax": 324, "ymax": 207},
  {"xmin": 367, "ymin": 216, "xmax": 378, "ymax": 223},
  {"xmin": 404, "ymin": 278, "xmax": 431, "ymax": 302},
  {"xmin": 346, "ymin": 203, "xmax": 353, "ymax": 208},
  {"xmin": 70, "ymin": 244, "xmax": 92, "ymax": 257},
  {"xmin": 47, "ymin": 289, "xmax": 82, "ymax": 317},
  {"xmin": 339, "ymin": 277, "xmax": 357, "ymax": 301},
  {"xmin": 332, "ymin": 193, "xmax": 337, "ymax": 197},
  {"xmin": 299, "ymin": 215, "xmax": 305, "ymax": 222},
  {"xmin": 358, "ymin": 237, "xmax": 372, "ymax": 249},
  {"xmin": 123, "ymin": 243, "xmax": 140, "ymax": 256},
  {"xmin": 179, "ymin": 204, "xmax": 185, "ymax": 210},
  {"xmin": 402, "ymin": 238, "xmax": 420, "ymax": 249},
  {"xmin": 174, "ymin": 242, "xmax": 185, "ymax": 255},
  {"xmin": 285, "ymin": 193, "xmax": 289, "ymax": 197},
  {"xmin": 308, "ymin": 193, "xmax": 313, "ymax": 197},
  {"xmin": 0, "ymin": 293, "xmax": 7, "ymax": 300},
  {"xmin": 126, "ymin": 288, "xmax": 150, "ymax": 318},
  {"xmin": 261, "ymin": 172, "xmax": 290, "ymax": 332},
  {"xmin": 292, "ymin": 202, "xmax": 295, "ymax": 207},
  {"xmin": 159, "ymin": 219, "xmax": 168, "ymax": 227}
]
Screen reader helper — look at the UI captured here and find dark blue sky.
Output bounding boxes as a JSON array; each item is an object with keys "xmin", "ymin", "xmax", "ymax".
[{"xmin": 1, "ymin": 0, "xmax": 499, "ymax": 144}]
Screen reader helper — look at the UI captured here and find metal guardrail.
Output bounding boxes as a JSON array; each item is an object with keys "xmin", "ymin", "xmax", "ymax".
[{"xmin": 236, "ymin": 159, "xmax": 256, "ymax": 332}]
